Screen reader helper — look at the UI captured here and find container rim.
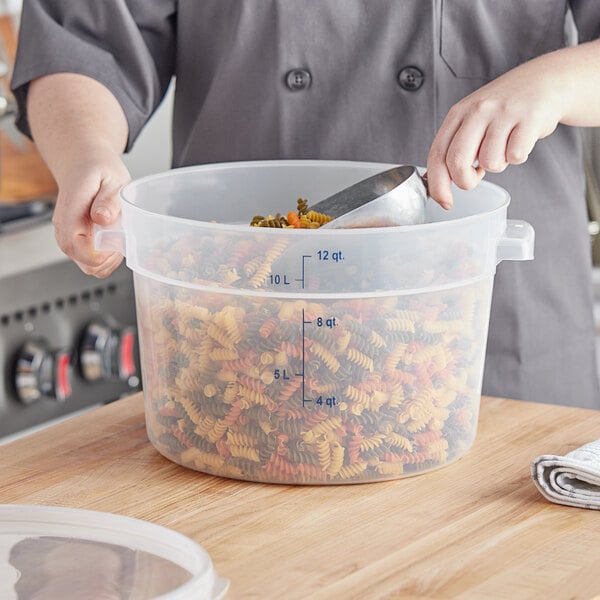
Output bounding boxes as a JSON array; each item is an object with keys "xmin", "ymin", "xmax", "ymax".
[{"xmin": 119, "ymin": 160, "xmax": 511, "ymax": 234}]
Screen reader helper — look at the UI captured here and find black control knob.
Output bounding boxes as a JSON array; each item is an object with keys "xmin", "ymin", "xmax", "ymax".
[
  {"xmin": 15, "ymin": 340, "xmax": 72, "ymax": 404},
  {"xmin": 80, "ymin": 320, "xmax": 137, "ymax": 382}
]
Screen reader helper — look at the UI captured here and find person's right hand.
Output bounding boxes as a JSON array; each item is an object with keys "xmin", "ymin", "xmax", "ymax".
[{"xmin": 52, "ymin": 146, "xmax": 131, "ymax": 278}]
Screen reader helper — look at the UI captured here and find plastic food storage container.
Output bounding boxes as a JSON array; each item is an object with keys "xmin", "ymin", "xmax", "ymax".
[
  {"xmin": 97, "ymin": 160, "xmax": 534, "ymax": 484},
  {"xmin": 0, "ymin": 504, "xmax": 229, "ymax": 599}
]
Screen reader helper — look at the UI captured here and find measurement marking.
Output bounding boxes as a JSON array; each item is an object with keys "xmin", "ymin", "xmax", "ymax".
[
  {"xmin": 301, "ymin": 308, "xmax": 313, "ymax": 406},
  {"xmin": 301, "ymin": 308, "xmax": 306, "ymax": 405},
  {"xmin": 294, "ymin": 254, "xmax": 312, "ymax": 289}
]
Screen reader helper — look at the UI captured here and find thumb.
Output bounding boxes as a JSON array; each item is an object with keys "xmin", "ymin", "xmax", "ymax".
[{"xmin": 90, "ymin": 181, "xmax": 124, "ymax": 226}]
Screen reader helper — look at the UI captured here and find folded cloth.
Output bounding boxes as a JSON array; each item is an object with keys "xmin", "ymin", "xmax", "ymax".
[{"xmin": 531, "ymin": 439, "xmax": 600, "ymax": 509}]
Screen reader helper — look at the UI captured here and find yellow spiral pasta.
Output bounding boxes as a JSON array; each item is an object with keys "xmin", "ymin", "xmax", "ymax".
[
  {"xmin": 316, "ymin": 439, "xmax": 331, "ymax": 470},
  {"xmin": 229, "ymin": 445, "xmax": 260, "ymax": 462},
  {"xmin": 206, "ymin": 420, "xmax": 229, "ymax": 443},
  {"xmin": 386, "ymin": 432, "xmax": 413, "ymax": 451},
  {"xmin": 375, "ymin": 462, "xmax": 405, "ymax": 476},
  {"xmin": 338, "ymin": 461, "xmax": 368, "ymax": 480},
  {"xmin": 207, "ymin": 322, "xmax": 236, "ymax": 349},
  {"xmin": 384, "ymin": 318, "xmax": 416, "ymax": 333},
  {"xmin": 304, "ymin": 210, "xmax": 334, "ymax": 225},
  {"xmin": 226, "ymin": 432, "xmax": 260, "ymax": 447},
  {"xmin": 310, "ymin": 341, "xmax": 341, "ymax": 373},
  {"xmin": 209, "ymin": 347, "xmax": 239, "ymax": 361},
  {"xmin": 183, "ymin": 447, "xmax": 226, "ymax": 471},
  {"xmin": 345, "ymin": 348, "xmax": 374, "ymax": 372},
  {"xmin": 326, "ymin": 444, "xmax": 345, "ymax": 477},
  {"xmin": 142, "ymin": 228, "xmax": 487, "ymax": 483},
  {"xmin": 243, "ymin": 256, "xmax": 263, "ymax": 277},
  {"xmin": 302, "ymin": 416, "xmax": 342, "ymax": 443},
  {"xmin": 360, "ymin": 433, "xmax": 386, "ymax": 452},
  {"xmin": 238, "ymin": 386, "xmax": 272, "ymax": 407}
]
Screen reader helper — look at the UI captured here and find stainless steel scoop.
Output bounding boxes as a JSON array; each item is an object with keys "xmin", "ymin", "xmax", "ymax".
[{"xmin": 309, "ymin": 165, "xmax": 428, "ymax": 228}]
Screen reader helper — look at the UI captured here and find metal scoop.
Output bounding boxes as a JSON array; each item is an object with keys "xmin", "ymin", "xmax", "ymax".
[{"xmin": 310, "ymin": 165, "xmax": 428, "ymax": 228}]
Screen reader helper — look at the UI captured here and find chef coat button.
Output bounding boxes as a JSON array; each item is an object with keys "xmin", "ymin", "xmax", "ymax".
[
  {"xmin": 397, "ymin": 66, "xmax": 424, "ymax": 91},
  {"xmin": 285, "ymin": 69, "xmax": 312, "ymax": 91}
]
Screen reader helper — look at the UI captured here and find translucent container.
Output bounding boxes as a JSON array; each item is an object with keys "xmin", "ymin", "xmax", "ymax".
[
  {"xmin": 97, "ymin": 160, "xmax": 534, "ymax": 484},
  {"xmin": 0, "ymin": 504, "xmax": 229, "ymax": 599}
]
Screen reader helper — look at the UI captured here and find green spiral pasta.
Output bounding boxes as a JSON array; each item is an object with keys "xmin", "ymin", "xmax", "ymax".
[{"xmin": 139, "ymin": 272, "xmax": 488, "ymax": 483}]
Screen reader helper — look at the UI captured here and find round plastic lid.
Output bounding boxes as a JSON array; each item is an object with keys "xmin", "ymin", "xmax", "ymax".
[{"xmin": 0, "ymin": 505, "xmax": 229, "ymax": 600}]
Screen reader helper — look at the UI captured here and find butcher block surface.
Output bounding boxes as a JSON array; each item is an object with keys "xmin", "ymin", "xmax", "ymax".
[{"xmin": 2, "ymin": 393, "xmax": 600, "ymax": 599}]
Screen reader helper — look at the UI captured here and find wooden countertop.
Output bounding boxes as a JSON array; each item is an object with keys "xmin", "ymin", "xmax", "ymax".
[
  {"xmin": 0, "ymin": 132, "xmax": 57, "ymax": 203},
  {"xmin": 1, "ymin": 393, "xmax": 600, "ymax": 599}
]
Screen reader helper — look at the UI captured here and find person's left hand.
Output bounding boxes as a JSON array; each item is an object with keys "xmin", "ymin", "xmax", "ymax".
[{"xmin": 426, "ymin": 61, "xmax": 563, "ymax": 208}]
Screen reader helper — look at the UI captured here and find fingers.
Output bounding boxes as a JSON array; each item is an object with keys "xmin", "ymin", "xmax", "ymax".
[
  {"xmin": 426, "ymin": 111, "xmax": 461, "ymax": 209},
  {"xmin": 75, "ymin": 252, "xmax": 123, "ymax": 279},
  {"xmin": 427, "ymin": 102, "xmax": 557, "ymax": 209},
  {"xmin": 90, "ymin": 180, "xmax": 123, "ymax": 225},
  {"xmin": 427, "ymin": 107, "xmax": 486, "ymax": 208},
  {"xmin": 54, "ymin": 208, "xmax": 123, "ymax": 277},
  {"xmin": 445, "ymin": 114, "xmax": 489, "ymax": 190},
  {"xmin": 478, "ymin": 121, "xmax": 513, "ymax": 172},
  {"xmin": 505, "ymin": 115, "xmax": 556, "ymax": 165},
  {"xmin": 53, "ymin": 205, "xmax": 95, "ymax": 267},
  {"xmin": 53, "ymin": 164, "xmax": 129, "ymax": 278}
]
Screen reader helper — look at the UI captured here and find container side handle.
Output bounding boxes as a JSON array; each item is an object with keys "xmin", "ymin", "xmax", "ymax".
[
  {"xmin": 496, "ymin": 219, "xmax": 535, "ymax": 263},
  {"xmin": 93, "ymin": 221, "xmax": 126, "ymax": 255}
]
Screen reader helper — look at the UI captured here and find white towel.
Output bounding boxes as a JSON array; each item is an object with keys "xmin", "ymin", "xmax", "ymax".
[{"xmin": 531, "ymin": 439, "xmax": 600, "ymax": 509}]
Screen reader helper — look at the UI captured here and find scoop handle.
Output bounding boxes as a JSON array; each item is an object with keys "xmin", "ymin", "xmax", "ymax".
[
  {"xmin": 93, "ymin": 221, "xmax": 126, "ymax": 255},
  {"xmin": 496, "ymin": 220, "xmax": 535, "ymax": 263}
]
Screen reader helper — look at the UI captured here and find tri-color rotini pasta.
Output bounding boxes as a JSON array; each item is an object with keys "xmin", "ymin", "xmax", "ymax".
[
  {"xmin": 135, "ymin": 226, "xmax": 492, "ymax": 483},
  {"xmin": 250, "ymin": 198, "xmax": 333, "ymax": 229}
]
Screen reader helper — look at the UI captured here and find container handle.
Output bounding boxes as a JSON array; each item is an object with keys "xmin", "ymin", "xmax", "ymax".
[
  {"xmin": 93, "ymin": 221, "xmax": 126, "ymax": 255},
  {"xmin": 496, "ymin": 219, "xmax": 534, "ymax": 263}
]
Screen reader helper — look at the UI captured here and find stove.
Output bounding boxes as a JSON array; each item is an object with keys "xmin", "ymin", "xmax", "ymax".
[{"xmin": 0, "ymin": 202, "xmax": 140, "ymax": 437}]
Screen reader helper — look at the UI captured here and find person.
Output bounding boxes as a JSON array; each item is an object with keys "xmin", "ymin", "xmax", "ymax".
[{"xmin": 10, "ymin": 1, "xmax": 600, "ymax": 409}]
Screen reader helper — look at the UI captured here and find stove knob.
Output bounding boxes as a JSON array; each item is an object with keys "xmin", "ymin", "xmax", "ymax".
[
  {"xmin": 80, "ymin": 320, "xmax": 137, "ymax": 382},
  {"xmin": 15, "ymin": 340, "xmax": 72, "ymax": 404}
]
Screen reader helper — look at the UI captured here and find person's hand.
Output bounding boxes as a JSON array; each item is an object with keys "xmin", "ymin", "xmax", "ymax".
[
  {"xmin": 52, "ymin": 146, "xmax": 130, "ymax": 278},
  {"xmin": 426, "ymin": 61, "xmax": 563, "ymax": 208}
]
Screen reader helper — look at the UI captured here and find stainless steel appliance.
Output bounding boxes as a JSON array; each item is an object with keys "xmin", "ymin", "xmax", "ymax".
[{"xmin": 0, "ymin": 203, "xmax": 140, "ymax": 437}]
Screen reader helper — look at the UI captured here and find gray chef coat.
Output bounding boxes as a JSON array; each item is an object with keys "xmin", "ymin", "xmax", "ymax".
[{"xmin": 11, "ymin": 0, "xmax": 600, "ymax": 408}]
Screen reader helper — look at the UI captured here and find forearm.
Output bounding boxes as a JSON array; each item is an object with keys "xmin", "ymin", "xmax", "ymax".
[
  {"xmin": 521, "ymin": 38, "xmax": 600, "ymax": 127},
  {"xmin": 27, "ymin": 73, "xmax": 129, "ymax": 184},
  {"xmin": 25, "ymin": 72, "xmax": 130, "ymax": 277}
]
